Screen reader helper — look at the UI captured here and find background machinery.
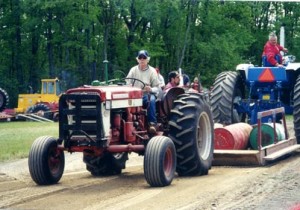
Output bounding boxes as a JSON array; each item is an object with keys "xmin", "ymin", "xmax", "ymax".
[
  {"xmin": 210, "ymin": 53, "xmax": 300, "ymax": 142},
  {"xmin": 15, "ymin": 78, "xmax": 62, "ymax": 121},
  {"xmin": 0, "ymin": 88, "xmax": 9, "ymax": 112}
]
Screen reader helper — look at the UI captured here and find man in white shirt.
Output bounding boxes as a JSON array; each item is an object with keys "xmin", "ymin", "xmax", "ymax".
[{"xmin": 126, "ymin": 50, "xmax": 159, "ymax": 133}]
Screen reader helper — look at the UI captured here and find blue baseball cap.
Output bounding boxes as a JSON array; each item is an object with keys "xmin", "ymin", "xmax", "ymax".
[{"xmin": 137, "ymin": 50, "xmax": 149, "ymax": 58}]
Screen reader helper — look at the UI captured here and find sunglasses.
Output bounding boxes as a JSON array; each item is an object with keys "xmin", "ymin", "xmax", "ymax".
[{"xmin": 138, "ymin": 55, "xmax": 147, "ymax": 60}]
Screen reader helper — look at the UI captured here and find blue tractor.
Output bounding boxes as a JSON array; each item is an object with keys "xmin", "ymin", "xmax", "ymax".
[{"xmin": 210, "ymin": 54, "xmax": 300, "ymax": 144}]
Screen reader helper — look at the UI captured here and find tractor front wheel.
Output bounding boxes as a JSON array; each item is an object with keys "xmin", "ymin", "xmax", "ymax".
[
  {"xmin": 144, "ymin": 136, "xmax": 176, "ymax": 187},
  {"xmin": 28, "ymin": 136, "xmax": 65, "ymax": 185}
]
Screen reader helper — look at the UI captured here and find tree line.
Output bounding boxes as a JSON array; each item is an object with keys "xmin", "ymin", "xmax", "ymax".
[{"xmin": 1, "ymin": 0, "xmax": 300, "ymax": 106}]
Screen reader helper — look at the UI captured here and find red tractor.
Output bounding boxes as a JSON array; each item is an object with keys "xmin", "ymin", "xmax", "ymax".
[{"xmin": 28, "ymin": 78, "xmax": 214, "ymax": 187}]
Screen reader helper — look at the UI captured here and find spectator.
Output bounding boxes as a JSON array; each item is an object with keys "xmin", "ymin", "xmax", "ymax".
[
  {"xmin": 262, "ymin": 32, "xmax": 288, "ymax": 67},
  {"xmin": 155, "ymin": 67, "xmax": 165, "ymax": 89},
  {"xmin": 182, "ymin": 74, "xmax": 190, "ymax": 89},
  {"xmin": 191, "ymin": 77, "xmax": 198, "ymax": 90},
  {"xmin": 164, "ymin": 71, "xmax": 180, "ymax": 92},
  {"xmin": 126, "ymin": 50, "xmax": 160, "ymax": 134}
]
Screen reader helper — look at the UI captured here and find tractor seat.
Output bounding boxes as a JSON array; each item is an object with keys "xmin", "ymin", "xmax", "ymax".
[{"xmin": 160, "ymin": 87, "xmax": 185, "ymax": 116}]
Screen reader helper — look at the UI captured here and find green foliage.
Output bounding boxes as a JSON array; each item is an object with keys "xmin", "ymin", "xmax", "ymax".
[{"xmin": 0, "ymin": 1, "xmax": 299, "ymax": 103}]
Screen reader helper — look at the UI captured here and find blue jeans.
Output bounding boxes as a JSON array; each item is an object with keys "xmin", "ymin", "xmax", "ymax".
[
  {"xmin": 143, "ymin": 94, "xmax": 156, "ymax": 124},
  {"xmin": 262, "ymin": 55, "xmax": 281, "ymax": 67}
]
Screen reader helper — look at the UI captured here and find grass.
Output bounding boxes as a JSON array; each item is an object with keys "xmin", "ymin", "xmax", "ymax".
[
  {"xmin": 0, "ymin": 121, "xmax": 58, "ymax": 162},
  {"xmin": 0, "ymin": 115, "xmax": 294, "ymax": 163}
]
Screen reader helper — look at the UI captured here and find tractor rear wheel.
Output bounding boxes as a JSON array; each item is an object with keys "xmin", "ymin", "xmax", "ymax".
[
  {"xmin": 26, "ymin": 103, "xmax": 53, "ymax": 120},
  {"xmin": 0, "ymin": 88, "xmax": 9, "ymax": 112},
  {"xmin": 168, "ymin": 93, "xmax": 214, "ymax": 176},
  {"xmin": 83, "ymin": 152, "xmax": 128, "ymax": 176},
  {"xmin": 293, "ymin": 75, "xmax": 300, "ymax": 144},
  {"xmin": 210, "ymin": 71, "xmax": 245, "ymax": 124},
  {"xmin": 144, "ymin": 136, "xmax": 176, "ymax": 187},
  {"xmin": 28, "ymin": 136, "xmax": 65, "ymax": 185}
]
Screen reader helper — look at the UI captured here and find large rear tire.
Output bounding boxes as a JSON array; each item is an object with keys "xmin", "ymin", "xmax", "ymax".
[
  {"xmin": 144, "ymin": 136, "xmax": 176, "ymax": 187},
  {"xmin": 210, "ymin": 71, "xmax": 245, "ymax": 124},
  {"xmin": 169, "ymin": 93, "xmax": 214, "ymax": 176},
  {"xmin": 293, "ymin": 75, "xmax": 300, "ymax": 144},
  {"xmin": 83, "ymin": 152, "xmax": 128, "ymax": 176},
  {"xmin": 28, "ymin": 136, "xmax": 65, "ymax": 185},
  {"xmin": 0, "ymin": 88, "xmax": 9, "ymax": 112}
]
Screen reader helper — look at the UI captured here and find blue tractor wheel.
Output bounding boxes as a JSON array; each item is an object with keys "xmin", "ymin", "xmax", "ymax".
[
  {"xmin": 210, "ymin": 71, "xmax": 245, "ymax": 125},
  {"xmin": 293, "ymin": 75, "xmax": 300, "ymax": 144}
]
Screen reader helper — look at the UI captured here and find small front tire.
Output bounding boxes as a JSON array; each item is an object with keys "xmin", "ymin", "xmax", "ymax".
[
  {"xmin": 144, "ymin": 136, "xmax": 176, "ymax": 187},
  {"xmin": 28, "ymin": 136, "xmax": 65, "ymax": 185}
]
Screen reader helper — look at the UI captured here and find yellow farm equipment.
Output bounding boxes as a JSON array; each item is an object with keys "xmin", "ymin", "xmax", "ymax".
[{"xmin": 15, "ymin": 78, "xmax": 62, "ymax": 121}]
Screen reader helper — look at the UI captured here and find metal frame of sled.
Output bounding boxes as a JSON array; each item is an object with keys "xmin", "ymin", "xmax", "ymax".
[{"xmin": 213, "ymin": 107, "xmax": 300, "ymax": 166}]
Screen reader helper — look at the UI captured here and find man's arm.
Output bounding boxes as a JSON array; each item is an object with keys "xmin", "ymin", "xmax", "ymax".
[
  {"xmin": 148, "ymin": 67, "xmax": 160, "ymax": 94},
  {"xmin": 278, "ymin": 44, "xmax": 288, "ymax": 53},
  {"xmin": 126, "ymin": 67, "xmax": 135, "ymax": 85}
]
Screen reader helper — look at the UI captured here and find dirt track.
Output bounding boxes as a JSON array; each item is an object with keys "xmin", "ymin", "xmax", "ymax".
[{"xmin": 0, "ymin": 123, "xmax": 300, "ymax": 210}]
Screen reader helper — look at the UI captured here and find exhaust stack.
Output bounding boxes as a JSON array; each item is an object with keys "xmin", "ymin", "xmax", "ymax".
[{"xmin": 280, "ymin": 25, "xmax": 285, "ymax": 56}]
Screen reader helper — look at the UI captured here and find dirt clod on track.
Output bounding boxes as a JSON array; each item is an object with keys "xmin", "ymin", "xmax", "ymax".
[{"xmin": 0, "ymin": 122, "xmax": 300, "ymax": 210}]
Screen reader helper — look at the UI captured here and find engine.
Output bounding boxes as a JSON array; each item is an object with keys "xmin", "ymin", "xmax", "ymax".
[
  {"xmin": 110, "ymin": 106, "xmax": 146, "ymax": 145},
  {"xmin": 58, "ymin": 85, "xmax": 144, "ymax": 152}
]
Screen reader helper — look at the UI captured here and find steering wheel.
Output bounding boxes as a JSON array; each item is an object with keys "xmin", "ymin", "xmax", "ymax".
[{"xmin": 124, "ymin": 77, "xmax": 146, "ymax": 90}]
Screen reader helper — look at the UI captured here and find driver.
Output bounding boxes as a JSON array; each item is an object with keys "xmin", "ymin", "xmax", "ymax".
[
  {"xmin": 126, "ymin": 50, "xmax": 160, "ymax": 134},
  {"xmin": 262, "ymin": 32, "xmax": 288, "ymax": 67}
]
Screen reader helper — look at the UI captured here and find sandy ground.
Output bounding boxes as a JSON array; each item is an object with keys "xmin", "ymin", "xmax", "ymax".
[{"xmin": 0, "ymin": 122, "xmax": 300, "ymax": 210}]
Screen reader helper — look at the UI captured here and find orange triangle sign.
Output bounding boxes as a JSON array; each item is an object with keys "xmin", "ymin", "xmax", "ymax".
[{"xmin": 259, "ymin": 68, "xmax": 275, "ymax": 82}]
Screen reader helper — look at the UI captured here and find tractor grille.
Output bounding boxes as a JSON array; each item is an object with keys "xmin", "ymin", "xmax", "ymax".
[{"xmin": 59, "ymin": 93, "xmax": 107, "ymax": 148}]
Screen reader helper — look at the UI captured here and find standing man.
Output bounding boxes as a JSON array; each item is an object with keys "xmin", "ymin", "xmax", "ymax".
[
  {"xmin": 126, "ymin": 50, "xmax": 160, "ymax": 133},
  {"xmin": 262, "ymin": 32, "xmax": 288, "ymax": 67},
  {"xmin": 155, "ymin": 67, "xmax": 165, "ymax": 89},
  {"xmin": 164, "ymin": 71, "xmax": 180, "ymax": 92}
]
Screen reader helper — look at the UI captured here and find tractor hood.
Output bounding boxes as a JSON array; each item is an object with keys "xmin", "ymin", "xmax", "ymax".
[{"xmin": 65, "ymin": 85, "xmax": 143, "ymax": 102}]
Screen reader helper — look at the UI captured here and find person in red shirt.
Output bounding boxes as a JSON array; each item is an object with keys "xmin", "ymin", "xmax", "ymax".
[
  {"xmin": 164, "ymin": 71, "xmax": 180, "ymax": 92},
  {"xmin": 262, "ymin": 32, "xmax": 288, "ymax": 67},
  {"xmin": 191, "ymin": 77, "xmax": 199, "ymax": 91}
]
